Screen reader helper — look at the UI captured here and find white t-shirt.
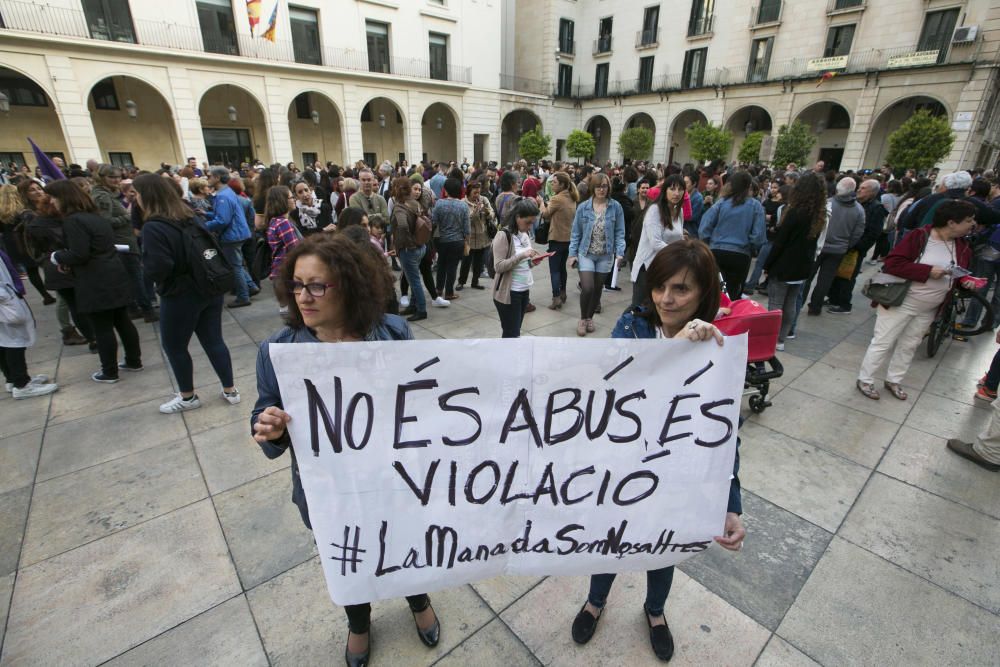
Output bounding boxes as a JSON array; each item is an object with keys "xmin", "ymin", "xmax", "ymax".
[
  {"xmin": 906, "ymin": 237, "xmax": 955, "ymax": 308},
  {"xmin": 510, "ymin": 232, "xmax": 534, "ymax": 292}
]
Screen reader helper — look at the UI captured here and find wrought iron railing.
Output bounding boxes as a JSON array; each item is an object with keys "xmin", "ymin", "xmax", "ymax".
[
  {"xmin": 688, "ymin": 15, "xmax": 714, "ymax": 37},
  {"xmin": 593, "ymin": 36, "xmax": 612, "ymax": 55},
  {"xmin": 635, "ymin": 28, "xmax": 658, "ymax": 48}
]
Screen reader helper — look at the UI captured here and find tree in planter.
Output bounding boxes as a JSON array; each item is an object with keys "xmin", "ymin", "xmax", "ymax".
[
  {"xmin": 771, "ymin": 121, "xmax": 817, "ymax": 168},
  {"xmin": 517, "ymin": 126, "xmax": 552, "ymax": 164},
  {"xmin": 885, "ymin": 109, "xmax": 955, "ymax": 174},
  {"xmin": 566, "ymin": 130, "xmax": 597, "ymax": 162},
  {"xmin": 685, "ymin": 122, "xmax": 733, "ymax": 164},
  {"xmin": 738, "ymin": 131, "xmax": 767, "ymax": 165},
  {"xmin": 618, "ymin": 127, "xmax": 655, "ymax": 161}
]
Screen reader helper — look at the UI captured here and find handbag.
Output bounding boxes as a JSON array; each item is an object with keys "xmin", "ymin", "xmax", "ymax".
[
  {"xmin": 861, "ymin": 232, "xmax": 930, "ymax": 307},
  {"xmin": 836, "ymin": 250, "xmax": 858, "ymax": 279},
  {"xmin": 535, "ymin": 219, "xmax": 550, "ymax": 244}
]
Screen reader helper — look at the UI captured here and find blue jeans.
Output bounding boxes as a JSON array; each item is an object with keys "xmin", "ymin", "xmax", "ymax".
[
  {"xmin": 588, "ymin": 566, "xmax": 675, "ymax": 617},
  {"xmin": 961, "ymin": 256, "xmax": 1000, "ymax": 327},
  {"xmin": 399, "ymin": 246, "xmax": 427, "ymax": 312},
  {"xmin": 745, "ymin": 242, "xmax": 772, "ymax": 291},
  {"xmin": 548, "ymin": 241, "xmax": 570, "ymax": 297},
  {"xmin": 222, "ymin": 242, "xmax": 255, "ymax": 301}
]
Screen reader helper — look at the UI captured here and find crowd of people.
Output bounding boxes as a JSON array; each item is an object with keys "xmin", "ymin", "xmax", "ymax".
[{"xmin": 2, "ymin": 148, "xmax": 1000, "ymax": 664}]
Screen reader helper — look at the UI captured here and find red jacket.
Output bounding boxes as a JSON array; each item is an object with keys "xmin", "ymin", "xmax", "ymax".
[{"xmin": 882, "ymin": 225, "xmax": 971, "ymax": 284}]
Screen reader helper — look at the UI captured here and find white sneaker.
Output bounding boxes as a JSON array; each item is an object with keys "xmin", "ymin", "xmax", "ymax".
[
  {"xmin": 432, "ymin": 296, "xmax": 450, "ymax": 307},
  {"xmin": 400, "ymin": 295, "xmax": 410, "ymax": 308},
  {"xmin": 776, "ymin": 342, "xmax": 785, "ymax": 351},
  {"xmin": 222, "ymin": 389, "xmax": 241, "ymax": 405},
  {"xmin": 5, "ymin": 375, "xmax": 49, "ymax": 393},
  {"xmin": 159, "ymin": 393, "xmax": 202, "ymax": 414},
  {"xmin": 12, "ymin": 382, "xmax": 58, "ymax": 400}
]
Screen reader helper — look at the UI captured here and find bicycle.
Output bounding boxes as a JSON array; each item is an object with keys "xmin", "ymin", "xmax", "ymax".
[{"xmin": 926, "ymin": 286, "xmax": 994, "ymax": 357}]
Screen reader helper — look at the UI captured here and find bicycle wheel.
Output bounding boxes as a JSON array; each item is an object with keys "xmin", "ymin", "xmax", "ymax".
[
  {"xmin": 926, "ymin": 300, "xmax": 954, "ymax": 358},
  {"xmin": 954, "ymin": 289, "xmax": 995, "ymax": 337}
]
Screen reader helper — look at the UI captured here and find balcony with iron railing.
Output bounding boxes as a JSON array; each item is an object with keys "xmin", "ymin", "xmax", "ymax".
[
  {"xmin": 751, "ymin": 2, "xmax": 783, "ymax": 27},
  {"xmin": 0, "ymin": 0, "xmax": 472, "ymax": 84},
  {"xmin": 558, "ymin": 39, "xmax": 575, "ymax": 56},
  {"xmin": 593, "ymin": 36, "xmax": 612, "ymax": 56},
  {"xmin": 688, "ymin": 15, "xmax": 714, "ymax": 38},
  {"xmin": 828, "ymin": 0, "xmax": 866, "ymax": 14},
  {"xmin": 635, "ymin": 27, "xmax": 658, "ymax": 49}
]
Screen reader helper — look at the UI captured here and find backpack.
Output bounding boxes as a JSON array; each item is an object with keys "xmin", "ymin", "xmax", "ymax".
[
  {"xmin": 411, "ymin": 207, "xmax": 433, "ymax": 246},
  {"xmin": 484, "ymin": 228, "xmax": 512, "ymax": 279},
  {"xmin": 165, "ymin": 219, "xmax": 236, "ymax": 297}
]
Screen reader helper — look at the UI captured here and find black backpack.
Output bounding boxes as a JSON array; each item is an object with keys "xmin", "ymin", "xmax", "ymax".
[{"xmin": 165, "ymin": 219, "xmax": 236, "ymax": 297}]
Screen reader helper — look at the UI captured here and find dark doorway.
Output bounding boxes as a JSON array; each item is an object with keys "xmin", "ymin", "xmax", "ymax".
[
  {"xmin": 818, "ymin": 147, "xmax": 844, "ymax": 171},
  {"xmin": 203, "ymin": 128, "xmax": 253, "ymax": 166}
]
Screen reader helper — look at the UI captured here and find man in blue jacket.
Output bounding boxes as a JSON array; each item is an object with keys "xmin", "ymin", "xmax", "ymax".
[{"xmin": 204, "ymin": 166, "xmax": 257, "ymax": 307}]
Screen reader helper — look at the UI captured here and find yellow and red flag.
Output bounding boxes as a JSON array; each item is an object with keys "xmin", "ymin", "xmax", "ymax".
[
  {"xmin": 816, "ymin": 71, "xmax": 837, "ymax": 87},
  {"xmin": 246, "ymin": 0, "xmax": 278, "ymax": 42}
]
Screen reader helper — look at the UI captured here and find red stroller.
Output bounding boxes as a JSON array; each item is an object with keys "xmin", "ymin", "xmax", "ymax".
[{"xmin": 714, "ymin": 298, "xmax": 784, "ymax": 414}]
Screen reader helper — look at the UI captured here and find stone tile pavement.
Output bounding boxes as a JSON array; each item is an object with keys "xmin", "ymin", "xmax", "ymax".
[{"xmin": 1, "ymin": 259, "xmax": 998, "ymax": 666}]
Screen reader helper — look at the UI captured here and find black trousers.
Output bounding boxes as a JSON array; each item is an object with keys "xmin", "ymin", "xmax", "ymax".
[
  {"xmin": 88, "ymin": 306, "xmax": 142, "ymax": 377},
  {"xmin": 828, "ymin": 249, "xmax": 867, "ymax": 310},
  {"xmin": 0, "ymin": 346, "xmax": 29, "ymax": 388},
  {"xmin": 434, "ymin": 240, "xmax": 464, "ymax": 295},
  {"xmin": 55, "ymin": 287, "xmax": 95, "ymax": 341},
  {"xmin": 807, "ymin": 251, "xmax": 845, "ymax": 312},
  {"xmin": 495, "ymin": 290, "xmax": 530, "ymax": 338},
  {"xmin": 712, "ymin": 250, "xmax": 752, "ymax": 301},
  {"xmin": 345, "ymin": 595, "xmax": 431, "ymax": 635},
  {"xmin": 458, "ymin": 248, "xmax": 486, "ymax": 286},
  {"xmin": 120, "ymin": 252, "xmax": 152, "ymax": 312}
]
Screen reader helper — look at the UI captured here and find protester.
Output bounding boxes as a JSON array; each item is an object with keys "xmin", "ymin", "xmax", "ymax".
[
  {"xmin": 572, "ymin": 240, "xmax": 745, "ymax": 662},
  {"xmin": 431, "ymin": 178, "xmax": 470, "ymax": 300},
  {"xmin": 698, "ymin": 171, "xmax": 767, "ymax": 300},
  {"xmin": 631, "ymin": 174, "xmax": 685, "ymax": 307},
  {"xmin": 252, "ymin": 235, "xmax": 440, "ymax": 666},
  {"xmin": 492, "ymin": 198, "xmax": 540, "ymax": 338},
  {"xmin": 536, "ymin": 171, "xmax": 578, "ymax": 309},
  {"xmin": 391, "ymin": 176, "xmax": 432, "ymax": 321},
  {"xmin": 805, "ymin": 177, "xmax": 865, "ymax": 316},
  {"xmin": 45, "ymin": 180, "xmax": 142, "ymax": 383},
  {"xmin": 456, "ymin": 179, "xmax": 495, "ymax": 292},
  {"xmin": 134, "ymin": 174, "xmax": 239, "ymax": 413},
  {"xmin": 0, "ymin": 184, "xmax": 55, "ymax": 307},
  {"xmin": 204, "ymin": 166, "xmax": 257, "ymax": 307},
  {"xmin": 0, "ymin": 246, "xmax": 58, "ymax": 399},
  {"xmin": 856, "ymin": 200, "xmax": 975, "ymax": 400},
  {"xmin": 827, "ymin": 179, "xmax": 885, "ymax": 313},
  {"xmin": 291, "ymin": 179, "xmax": 325, "ymax": 235},
  {"xmin": 568, "ymin": 172, "xmax": 626, "ymax": 336}
]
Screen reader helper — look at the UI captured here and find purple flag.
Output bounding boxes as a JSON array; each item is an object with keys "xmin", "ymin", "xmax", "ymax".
[{"xmin": 28, "ymin": 137, "xmax": 65, "ymax": 182}]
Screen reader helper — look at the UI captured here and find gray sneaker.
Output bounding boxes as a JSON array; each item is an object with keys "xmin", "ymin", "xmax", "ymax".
[{"xmin": 12, "ymin": 382, "xmax": 58, "ymax": 400}]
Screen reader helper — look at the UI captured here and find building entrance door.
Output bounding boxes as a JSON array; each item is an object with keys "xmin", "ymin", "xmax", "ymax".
[
  {"xmin": 203, "ymin": 128, "xmax": 253, "ymax": 166},
  {"xmin": 818, "ymin": 147, "xmax": 844, "ymax": 171}
]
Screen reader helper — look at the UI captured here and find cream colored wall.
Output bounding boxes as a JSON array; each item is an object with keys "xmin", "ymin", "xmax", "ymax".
[
  {"xmin": 287, "ymin": 93, "xmax": 345, "ymax": 166},
  {"xmin": 420, "ymin": 103, "xmax": 458, "ymax": 164},
  {"xmin": 86, "ymin": 77, "xmax": 181, "ymax": 168},
  {"xmin": 198, "ymin": 85, "xmax": 273, "ymax": 164},
  {"xmin": 360, "ymin": 97, "xmax": 405, "ymax": 165},
  {"xmin": 669, "ymin": 110, "xmax": 709, "ymax": 166},
  {"xmin": 0, "ymin": 104, "xmax": 70, "ymax": 165}
]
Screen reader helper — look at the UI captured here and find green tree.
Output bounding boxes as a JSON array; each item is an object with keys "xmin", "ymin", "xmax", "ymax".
[
  {"xmin": 618, "ymin": 127, "xmax": 655, "ymax": 161},
  {"xmin": 885, "ymin": 109, "xmax": 955, "ymax": 173},
  {"xmin": 771, "ymin": 121, "xmax": 817, "ymax": 167},
  {"xmin": 518, "ymin": 126, "xmax": 552, "ymax": 163},
  {"xmin": 738, "ymin": 131, "xmax": 767, "ymax": 165},
  {"xmin": 684, "ymin": 122, "xmax": 733, "ymax": 163},
  {"xmin": 566, "ymin": 129, "xmax": 597, "ymax": 161}
]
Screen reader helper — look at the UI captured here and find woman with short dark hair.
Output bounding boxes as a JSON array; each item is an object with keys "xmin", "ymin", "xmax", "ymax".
[
  {"xmin": 45, "ymin": 180, "xmax": 142, "ymax": 384},
  {"xmin": 491, "ymin": 198, "xmax": 540, "ymax": 337}
]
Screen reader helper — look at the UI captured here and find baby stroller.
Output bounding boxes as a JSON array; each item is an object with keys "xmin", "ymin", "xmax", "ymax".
[{"xmin": 715, "ymin": 299, "xmax": 784, "ymax": 414}]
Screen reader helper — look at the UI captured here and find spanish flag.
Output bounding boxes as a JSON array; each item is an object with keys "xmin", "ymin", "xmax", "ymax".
[
  {"xmin": 816, "ymin": 71, "xmax": 837, "ymax": 87},
  {"xmin": 246, "ymin": 0, "xmax": 278, "ymax": 42}
]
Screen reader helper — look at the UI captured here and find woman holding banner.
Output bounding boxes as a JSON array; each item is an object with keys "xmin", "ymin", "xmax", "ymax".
[
  {"xmin": 571, "ymin": 240, "xmax": 746, "ymax": 662},
  {"xmin": 251, "ymin": 234, "xmax": 441, "ymax": 667}
]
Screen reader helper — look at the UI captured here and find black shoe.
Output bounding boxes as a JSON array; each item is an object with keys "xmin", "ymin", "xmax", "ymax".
[
  {"xmin": 142, "ymin": 310, "xmax": 159, "ymax": 323},
  {"xmin": 400, "ymin": 305, "xmax": 416, "ymax": 316},
  {"xmin": 227, "ymin": 299, "xmax": 251, "ymax": 309},
  {"xmin": 407, "ymin": 311, "xmax": 427, "ymax": 322},
  {"xmin": 455, "ymin": 284, "xmax": 465, "ymax": 291},
  {"xmin": 571, "ymin": 603, "xmax": 602, "ymax": 644},
  {"xmin": 88, "ymin": 341, "xmax": 99, "ymax": 354},
  {"xmin": 826, "ymin": 305, "xmax": 851, "ymax": 314},
  {"xmin": 411, "ymin": 600, "xmax": 440, "ymax": 647},
  {"xmin": 91, "ymin": 371, "xmax": 120, "ymax": 384},
  {"xmin": 807, "ymin": 308, "xmax": 821, "ymax": 316},
  {"xmin": 646, "ymin": 611, "xmax": 674, "ymax": 661},
  {"xmin": 42, "ymin": 294, "xmax": 56, "ymax": 305},
  {"xmin": 471, "ymin": 284, "xmax": 485, "ymax": 290},
  {"xmin": 344, "ymin": 629, "xmax": 370, "ymax": 667},
  {"xmin": 118, "ymin": 362, "xmax": 144, "ymax": 373},
  {"xmin": 249, "ymin": 285, "xmax": 261, "ymax": 297}
]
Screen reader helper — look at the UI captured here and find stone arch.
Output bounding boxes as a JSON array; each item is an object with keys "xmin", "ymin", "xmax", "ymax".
[
  {"xmin": 624, "ymin": 112, "xmax": 655, "ymax": 133},
  {"xmin": 421, "ymin": 101, "xmax": 460, "ymax": 164},
  {"xmin": 360, "ymin": 96, "xmax": 407, "ymax": 167},
  {"xmin": 198, "ymin": 83, "xmax": 272, "ymax": 166},
  {"xmin": 725, "ymin": 105, "xmax": 774, "ymax": 162},
  {"xmin": 0, "ymin": 66, "xmax": 70, "ymax": 168},
  {"xmin": 86, "ymin": 75, "xmax": 182, "ymax": 168},
  {"xmin": 863, "ymin": 95, "xmax": 949, "ymax": 169},
  {"xmin": 501, "ymin": 109, "xmax": 543, "ymax": 164},
  {"xmin": 668, "ymin": 109, "xmax": 709, "ymax": 166},
  {"xmin": 287, "ymin": 90, "xmax": 345, "ymax": 168},
  {"xmin": 793, "ymin": 100, "xmax": 853, "ymax": 171},
  {"xmin": 584, "ymin": 115, "xmax": 612, "ymax": 163}
]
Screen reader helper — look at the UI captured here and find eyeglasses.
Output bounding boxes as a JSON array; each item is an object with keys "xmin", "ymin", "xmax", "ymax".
[{"xmin": 287, "ymin": 281, "xmax": 336, "ymax": 297}]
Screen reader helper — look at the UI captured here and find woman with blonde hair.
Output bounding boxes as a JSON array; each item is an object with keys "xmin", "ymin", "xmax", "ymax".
[
  {"xmin": 537, "ymin": 171, "xmax": 579, "ymax": 309},
  {"xmin": 0, "ymin": 184, "xmax": 55, "ymax": 305}
]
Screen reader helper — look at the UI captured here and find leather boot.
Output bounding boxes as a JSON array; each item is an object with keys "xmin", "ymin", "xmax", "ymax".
[{"xmin": 61, "ymin": 327, "xmax": 89, "ymax": 346}]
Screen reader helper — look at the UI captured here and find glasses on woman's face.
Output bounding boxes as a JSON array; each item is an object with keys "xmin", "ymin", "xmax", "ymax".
[
  {"xmin": 287, "ymin": 281, "xmax": 336, "ymax": 297},
  {"xmin": 595, "ymin": 184, "xmax": 609, "ymax": 190}
]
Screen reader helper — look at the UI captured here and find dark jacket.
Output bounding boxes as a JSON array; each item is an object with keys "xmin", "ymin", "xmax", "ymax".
[
  {"xmin": 140, "ymin": 216, "xmax": 201, "ymax": 298},
  {"xmin": 52, "ymin": 212, "xmax": 131, "ymax": 313},
  {"xmin": 901, "ymin": 189, "xmax": 1000, "ymax": 231},
  {"xmin": 611, "ymin": 307, "xmax": 742, "ymax": 515},
  {"xmin": 762, "ymin": 208, "xmax": 818, "ymax": 282},
  {"xmin": 23, "ymin": 212, "xmax": 74, "ymax": 290},
  {"xmin": 92, "ymin": 185, "xmax": 137, "ymax": 252},
  {"xmin": 855, "ymin": 197, "xmax": 887, "ymax": 254},
  {"xmin": 252, "ymin": 316, "xmax": 414, "ymax": 528}
]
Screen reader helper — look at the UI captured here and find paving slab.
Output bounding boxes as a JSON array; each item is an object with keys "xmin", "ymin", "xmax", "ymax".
[
  {"xmin": 502, "ymin": 570, "xmax": 770, "ymax": 666},
  {"xmin": 213, "ymin": 470, "xmax": 317, "ymax": 590},
  {"xmin": 191, "ymin": 419, "xmax": 288, "ymax": 495},
  {"xmin": 0, "ymin": 390, "xmax": 51, "ymax": 439},
  {"xmin": 771, "ymin": 330, "xmax": 840, "ymax": 362},
  {"xmin": 755, "ymin": 635, "xmax": 821, "ymax": 667},
  {"xmin": 0, "ymin": 428, "xmax": 42, "ymax": 495},
  {"xmin": 904, "ymin": 391, "xmax": 991, "ymax": 442},
  {"xmin": 750, "ymin": 387, "xmax": 899, "ymax": 468},
  {"xmin": 790, "ymin": 360, "xmax": 918, "ymax": 423},
  {"xmin": 840, "ymin": 473, "xmax": 1000, "ymax": 612},
  {"xmin": 436, "ymin": 618, "xmax": 541, "ymax": 667},
  {"xmin": 37, "ymin": 397, "xmax": 190, "ymax": 481},
  {"xmin": 739, "ymin": 422, "xmax": 870, "ymax": 532},
  {"xmin": 1, "ymin": 500, "xmax": 241, "ymax": 666},
  {"xmin": 47, "ymin": 365, "xmax": 176, "ymax": 425},
  {"xmin": 0, "ymin": 487, "xmax": 30, "ymax": 576},
  {"xmin": 679, "ymin": 492, "xmax": 832, "ymax": 631},
  {"xmin": 181, "ymin": 379, "xmax": 258, "ymax": 436},
  {"xmin": 470, "ymin": 575, "xmax": 544, "ymax": 613},
  {"xmin": 20, "ymin": 441, "xmax": 207, "ymax": 566},
  {"xmin": 0, "ymin": 572, "xmax": 12, "ymax": 649},
  {"xmin": 104, "ymin": 595, "xmax": 268, "ymax": 667},
  {"xmin": 778, "ymin": 537, "xmax": 1000, "ymax": 666}
]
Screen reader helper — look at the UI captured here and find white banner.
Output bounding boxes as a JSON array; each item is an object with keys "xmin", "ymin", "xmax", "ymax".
[{"xmin": 270, "ymin": 335, "xmax": 747, "ymax": 606}]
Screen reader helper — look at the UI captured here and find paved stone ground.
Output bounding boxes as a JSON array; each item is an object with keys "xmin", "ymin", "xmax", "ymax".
[{"xmin": 1, "ymin": 257, "xmax": 998, "ymax": 666}]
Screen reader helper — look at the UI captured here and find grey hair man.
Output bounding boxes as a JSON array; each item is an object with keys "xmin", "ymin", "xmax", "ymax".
[
  {"xmin": 827, "ymin": 179, "xmax": 887, "ymax": 313},
  {"xmin": 805, "ymin": 176, "xmax": 866, "ymax": 316}
]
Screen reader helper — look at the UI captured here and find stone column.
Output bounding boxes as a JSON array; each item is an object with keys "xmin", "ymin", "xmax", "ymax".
[
  {"xmin": 263, "ymin": 75, "xmax": 292, "ymax": 164},
  {"xmin": 44, "ymin": 55, "xmax": 100, "ymax": 164},
  {"xmin": 841, "ymin": 86, "xmax": 879, "ymax": 171},
  {"xmin": 166, "ymin": 67, "xmax": 207, "ymax": 165}
]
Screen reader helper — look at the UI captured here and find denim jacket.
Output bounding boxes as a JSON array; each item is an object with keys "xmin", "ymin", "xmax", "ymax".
[
  {"xmin": 698, "ymin": 197, "xmax": 766, "ymax": 256},
  {"xmin": 252, "ymin": 315, "xmax": 413, "ymax": 528},
  {"xmin": 204, "ymin": 186, "xmax": 251, "ymax": 244},
  {"xmin": 611, "ymin": 306, "xmax": 743, "ymax": 515},
  {"xmin": 568, "ymin": 197, "xmax": 626, "ymax": 259}
]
